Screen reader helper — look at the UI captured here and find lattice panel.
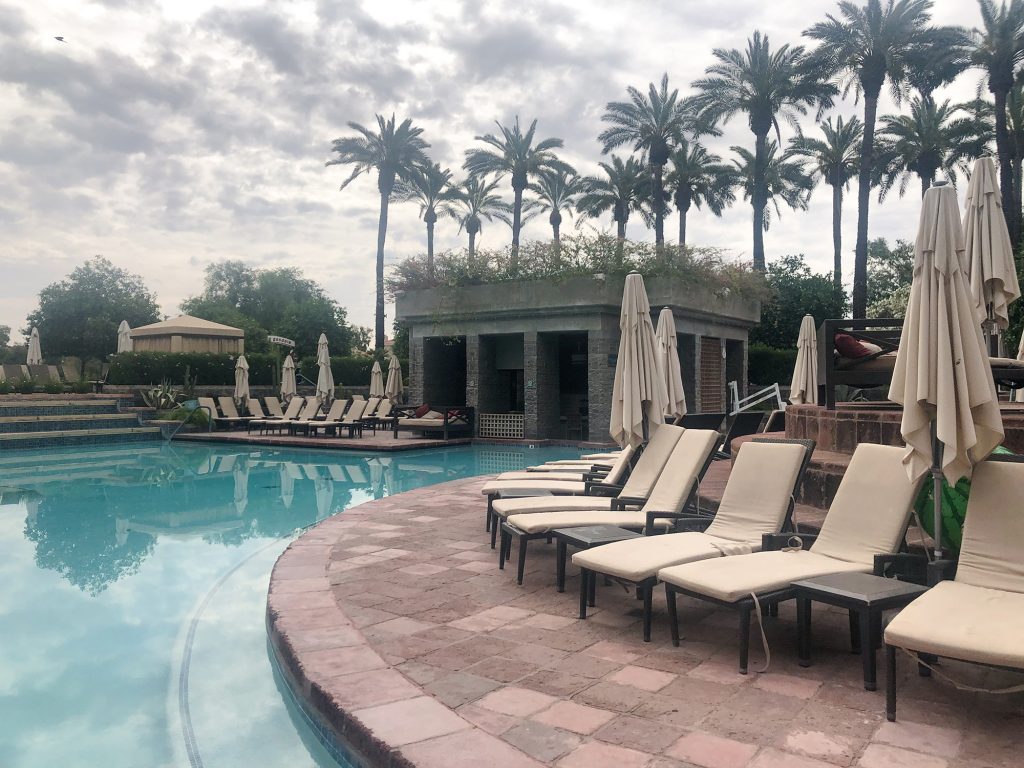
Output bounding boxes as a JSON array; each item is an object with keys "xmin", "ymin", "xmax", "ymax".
[
  {"xmin": 700, "ymin": 337, "xmax": 724, "ymax": 412},
  {"xmin": 478, "ymin": 412, "xmax": 525, "ymax": 439},
  {"xmin": 476, "ymin": 449, "xmax": 530, "ymax": 474}
]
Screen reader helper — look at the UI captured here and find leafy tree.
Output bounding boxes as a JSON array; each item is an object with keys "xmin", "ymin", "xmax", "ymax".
[
  {"xmin": 971, "ymin": 0, "xmax": 1024, "ymax": 247},
  {"xmin": 327, "ymin": 114, "xmax": 430, "ymax": 350},
  {"xmin": 464, "ymin": 117, "xmax": 571, "ymax": 270},
  {"xmin": 528, "ymin": 169, "xmax": 586, "ymax": 256},
  {"xmin": 732, "ymin": 141, "xmax": 816, "ymax": 243},
  {"xmin": 576, "ymin": 156, "xmax": 650, "ymax": 263},
  {"xmin": 790, "ymin": 116, "xmax": 862, "ymax": 288},
  {"xmin": 665, "ymin": 139, "xmax": 737, "ymax": 251},
  {"xmin": 181, "ymin": 261, "xmax": 362, "ymax": 357},
  {"xmin": 0, "ymin": 326, "xmax": 9, "ymax": 347},
  {"xmin": 875, "ymin": 97, "xmax": 980, "ymax": 197},
  {"xmin": 865, "ymin": 237, "xmax": 914, "ymax": 307},
  {"xmin": 454, "ymin": 175, "xmax": 512, "ymax": 259},
  {"xmin": 599, "ymin": 74, "xmax": 690, "ymax": 248},
  {"xmin": 24, "ymin": 256, "xmax": 160, "ymax": 361},
  {"xmin": 393, "ymin": 162, "xmax": 460, "ymax": 279},
  {"xmin": 690, "ymin": 32, "xmax": 836, "ymax": 271},
  {"xmin": 805, "ymin": 0, "xmax": 960, "ymax": 317},
  {"xmin": 750, "ymin": 254, "xmax": 848, "ymax": 349}
]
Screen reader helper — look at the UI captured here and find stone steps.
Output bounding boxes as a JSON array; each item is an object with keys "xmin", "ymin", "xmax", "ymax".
[
  {"xmin": 0, "ymin": 427, "xmax": 163, "ymax": 451},
  {"xmin": 0, "ymin": 414, "xmax": 140, "ymax": 433},
  {"xmin": 0, "ymin": 399, "xmax": 121, "ymax": 417}
]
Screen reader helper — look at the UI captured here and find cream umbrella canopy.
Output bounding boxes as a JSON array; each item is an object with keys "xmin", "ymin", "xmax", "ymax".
[
  {"xmin": 315, "ymin": 333, "xmax": 334, "ymax": 403},
  {"xmin": 889, "ymin": 182, "xmax": 1003, "ymax": 556},
  {"xmin": 280, "ymin": 354, "xmax": 297, "ymax": 400},
  {"xmin": 116, "ymin": 320, "xmax": 133, "ymax": 353},
  {"xmin": 964, "ymin": 156, "xmax": 1020, "ymax": 347},
  {"xmin": 232, "ymin": 459, "xmax": 249, "ymax": 516},
  {"xmin": 385, "ymin": 354, "xmax": 404, "ymax": 403},
  {"xmin": 610, "ymin": 273, "xmax": 667, "ymax": 448},
  {"xmin": 26, "ymin": 327, "xmax": 42, "ymax": 365},
  {"xmin": 233, "ymin": 355, "xmax": 250, "ymax": 404},
  {"xmin": 789, "ymin": 315, "xmax": 818, "ymax": 405},
  {"xmin": 655, "ymin": 308, "xmax": 686, "ymax": 419},
  {"xmin": 369, "ymin": 360, "xmax": 385, "ymax": 397}
]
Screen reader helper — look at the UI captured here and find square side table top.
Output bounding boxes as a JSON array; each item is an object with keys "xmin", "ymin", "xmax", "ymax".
[
  {"xmin": 792, "ymin": 572, "xmax": 928, "ymax": 608},
  {"xmin": 552, "ymin": 525, "xmax": 643, "ymax": 548}
]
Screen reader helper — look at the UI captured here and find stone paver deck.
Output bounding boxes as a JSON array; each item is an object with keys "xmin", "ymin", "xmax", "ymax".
[
  {"xmin": 268, "ymin": 476, "xmax": 1024, "ymax": 768},
  {"xmin": 177, "ymin": 429, "xmax": 472, "ymax": 452}
]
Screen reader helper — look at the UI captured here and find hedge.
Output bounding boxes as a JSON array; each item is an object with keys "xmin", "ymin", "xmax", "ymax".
[
  {"xmin": 108, "ymin": 351, "xmax": 408, "ymax": 388},
  {"xmin": 747, "ymin": 344, "xmax": 798, "ymax": 387}
]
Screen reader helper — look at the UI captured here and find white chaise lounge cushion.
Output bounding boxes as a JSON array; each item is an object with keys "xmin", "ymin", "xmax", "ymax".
[
  {"xmin": 481, "ymin": 479, "xmax": 587, "ymax": 496},
  {"xmin": 492, "ymin": 496, "xmax": 618, "ymax": 518},
  {"xmin": 574, "ymin": 532, "xmax": 746, "ymax": 581},
  {"xmin": 507, "ymin": 509, "xmax": 673, "ymax": 533},
  {"xmin": 496, "ymin": 471, "xmax": 595, "ymax": 482}
]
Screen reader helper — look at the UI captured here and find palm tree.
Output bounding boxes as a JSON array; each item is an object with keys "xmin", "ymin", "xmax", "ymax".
[
  {"xmin": 454, "ymin": 176, "xmax": 512, "ymax": 260},
  {"xmin": 394, "ymin": 163, "xmax": 460, "ymax": 279},
  {"xmin": 689, "ymin": 32, "xmax": 836, "ymax": 271},
  {"xmin": 971, "ymin": 0, "xmax": 1024, "ymax": 247},
  {"xmin": 665, "ymin": 139, "xmax": 737, "ymax": 252},
  {"xmin": 732, "ymin": 141, "xmax": 816, "ymax": 242},
  {"xmin": 464, "ymin": 117, "xmax": 571, "ymax": 271},
  {"xmin": 805, "ymin": 0, "xmax": 959, "ymax": 318},
  {"xmin": 527, "ymin": 169, "xmax": 585, "ymax": 258},
  {"xmin": 1008, "ymin": 85, "xmax": 1024, "ymax": 223},
  {"xmin": 327, "ymin": 114, "xmax": 429, "ymax": 350},
  {"xmin": 790, "ymin": 116, "xmax": 863, "ymax": 288},
  {"xmin": 599, "ymin": 74, "xmax": 690, "ymax": 248},
  {"xmin": 909, "ymin": 32, "xmax": 973, "ymax": 99},
  {"xmin": 874, "ymin": 98, "xmax": 980, "ymax": 198},
  {"xmin": 575, "ymin": 156, "xmax": 650, "ymax": 263}
]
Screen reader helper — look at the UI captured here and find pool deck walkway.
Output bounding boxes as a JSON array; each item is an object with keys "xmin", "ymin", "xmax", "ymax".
[
  {"xmin": 268, "ymin": 474, "xmax": 1022, "ymax": 768},
  {"xmin": 176, "ymin": 429, "xmax": 472, "ymax": 452}
]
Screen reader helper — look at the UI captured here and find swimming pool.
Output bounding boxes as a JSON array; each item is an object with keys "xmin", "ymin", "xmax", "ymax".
[{"xmin": 0, "ymin": 440, "xmax": 580, "ymax": 767}]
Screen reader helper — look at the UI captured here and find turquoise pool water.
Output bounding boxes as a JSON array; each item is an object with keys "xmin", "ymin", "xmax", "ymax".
[{"xmin": 0, "ymin": 440, "xmax": 580, "ymax": 768}]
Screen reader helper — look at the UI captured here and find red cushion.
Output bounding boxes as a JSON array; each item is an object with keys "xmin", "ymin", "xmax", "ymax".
[
  {"xmin": 414, "ymin": 404, "xmax": 431, "ymax": 418},
  {"xmin": 835, "ymin": 333, "xmax": 872, "ymax": 359}
]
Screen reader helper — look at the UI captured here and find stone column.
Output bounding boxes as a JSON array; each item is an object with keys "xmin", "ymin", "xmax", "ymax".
[
  {"xmin": 408, "ymin": 335, "xmax": 424, "ymax": 405},
  {"xmin": 523, "ymin": 331, "xmax": 539, "ymax": 439},
  {"xmin": 587, "ymin": 328, "xmax": 616, "ymax": 444},
  {"xmin": 535, "ymin": 333, "xmax": 560, "ymax": 439},
  {"xmin": 465, "ymin": 333, "xmax": 480, "ymax": 411}
]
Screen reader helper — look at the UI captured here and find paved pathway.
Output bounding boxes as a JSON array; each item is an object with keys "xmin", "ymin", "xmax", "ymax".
[{"xmin": 268, "ymin": 476, "xmax": 1023, "ymax": 768}]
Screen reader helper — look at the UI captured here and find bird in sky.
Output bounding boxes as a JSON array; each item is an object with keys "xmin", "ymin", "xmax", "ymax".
[{"xmin": 54, "ymin": 36, "xmax": 65, "ymax": 42}]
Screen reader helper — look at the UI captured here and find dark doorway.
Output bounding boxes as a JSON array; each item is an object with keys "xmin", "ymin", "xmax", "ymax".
[{"xmin": 423, "ymin": 336, "xmax": 466, "ymax": 405}]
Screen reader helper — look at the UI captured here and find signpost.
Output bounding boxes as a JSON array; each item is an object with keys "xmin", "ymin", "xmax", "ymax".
[{"xmin": 268, "ymin": 335, "xmax": 296, "ymax": 390}]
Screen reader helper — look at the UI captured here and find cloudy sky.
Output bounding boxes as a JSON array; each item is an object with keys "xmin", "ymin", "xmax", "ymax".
[{"xmin": 0, "ymin": 0, "xmax": 982, "ymax": 343}]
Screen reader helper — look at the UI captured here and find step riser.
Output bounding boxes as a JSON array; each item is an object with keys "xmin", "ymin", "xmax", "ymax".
[
  {"xmin": 0, "ymin": 432, "xmax": 162, "ymax": 450},
  {"xmin": 0, "ymin": 417, "xmax": 139, "ymax": 434},
  {"xmin": 0, "ymin": 403, "xmax": 121, "ymax": 417}
]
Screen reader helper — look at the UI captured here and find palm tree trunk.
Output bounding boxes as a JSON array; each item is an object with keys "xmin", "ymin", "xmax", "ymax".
[
  {"xmin": 678, "ymin": 201, "xmax": 689, "ymax": 257},
  {"xmin": 1014, "ymin": 151, "xmax": 1023, "ymax": 241},
  {"xmin": 831, "ymin": 183, "xmax": 842, "ymax": 290},
  {"xmin": 852, "ymin": 95, "xmax": 879, "ymax": 319},
  {"xmin": 653, "ymin": 164, "xmax": 665, "ymax": 250},
  {"xmin": 995, "ymin": 89, "xmax": 1019, "ymax": 249},
  {"xmin": 615, "ymin": 217, "xmax": 626, "ymax": 266},
  {"xmin": 552, "ymin": 218, "xmax": 561, "ymax": 264},
  {"xmin": 426, "ymin": 221, "xmax": 435, "ymax": 279},
  {"xmin": 511, "ymin": 186, "xmax": 523, "ymax": 272},
  {"xmin": 468, "ymin": 230, "xmax": 477, "ymax": 259},
  {"xmin": 920, "ymin": 174, "xmax": 931, "ymax": 198},
  {"xmin": 374, "ymin": 191, "xmax": 389, "ymax": 351},
  {"xmin": 752, "ymin": 133, "xmax": 767, "ymax": 271}
]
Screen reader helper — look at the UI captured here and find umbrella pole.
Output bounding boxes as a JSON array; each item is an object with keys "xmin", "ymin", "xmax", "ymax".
[{"xmin": 930, "ymin": 421, "xmax": 944, "ymax": 559}]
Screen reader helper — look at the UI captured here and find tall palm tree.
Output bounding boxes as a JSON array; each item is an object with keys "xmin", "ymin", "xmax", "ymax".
[
  {"xmin": 732, "ymin": 141, "xmax": 816, "ymax": 241},
  {"xmin": 909, "ymin": 32, "xmax": 973, "ymax": 99},
  {"xmin": 454, "ymin": 176, "xmax": 512, "ymax": 260},
  {"xmin": 464, "ymin": 117, "xmax": 571, "ymax": 271},
  {"xmin": 528, "ymin": 169, "xmax": 585, "ymax": 256},
  {"xmin": 874, "ymin": 98, "xmax": 980, "ymax": 198},
  {"xmin": 1008, "ymin": 85, "xmax": 1024, "ymax": 224},
  {"xmin": 393, "ymin": 163, "xmax": 460, "ymax": 279},
  {"xmin": 327, "ymin": 114, "xmax": 429, "ymax": 350},
  {"xmin": 665, "ymin": 139, "xmax": 737, "ymax": 252},
  {"xmin": 575, "ymin": 156, "xmax": 650, "ymax": 263},
  {"xmin": 790, "ymin": 116, "xmax": 863, "ymax": 288},
  {"xmin": 805, "ymin": 0, "xmax": 959, "ymax": 318},
  {"xmin": 599, "ymin": 74, "xmax": 690, "ymax": 248},
  {"xmin": 689, "ymin": 32, "xmax": 836, "ymax": 271},
  {"xmin": 971, "ymin": 0, "xmax": 1024, "ymax": 247}
]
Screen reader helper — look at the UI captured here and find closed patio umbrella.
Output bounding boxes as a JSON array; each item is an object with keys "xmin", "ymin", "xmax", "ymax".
[
  {"xmin": 116, "ymin": 320, "xmax": 133, "ymax": 353},
  {"xmin": 232, "ymin": 459, "xmax": 249, "ymax": 516},
  {"xmin": 314, "ymin": 473, "xmax": 334, "ymax": 520},
  {"xmin": 789, "ymin": 315, "xmax": 818, "ymax": 405},
  {"xmin": 26, "ymin": 327, "xmax": 42, "ymax": 365},
  {"xmin": 369, "ymin": 360, "xmax": 385, "ymax": 398},
  {"xmin": 655, "ymin": 307, "xmax": 686, "ymax": 420},
  {"xmin": 233, "ymin": 355, "xmax": 250, "ymax": 405},
  {"xmin": 280, "ymin": 354, "xmax": 297, "ymax": 401},
  {"xmin": 279, "ymin": 463, "xmax": 295, "ymax": 509},
  {"xmin": 889, "ymin": 182, "xmax": 1003, "ymax": 557},
  {"xmin": 385, "ymin": 354, "xmax": 404, "ymax": 403},
  {"xmin": 315, "ymin": 333, "xmax": 334, "ymax": 403},
  {"xmin": 610, "ymin": 272, "xmax": 667, "ymax": 449},
  {"xmin": 964, "ymin": 156, "xmax": 1020, "ymax": 351}
]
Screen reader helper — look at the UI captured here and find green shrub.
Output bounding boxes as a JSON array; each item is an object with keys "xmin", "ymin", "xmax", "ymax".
[
  {"xmin": 70, "ymin": 380, "xmax": 93, "ymax": 394},
  {"xmin": 156, "ymin": 406, "xmax": 210, "ymax": 427},
  {"xmin": 14, "ymin": 379, "xmax": 37, "ymax": 394},
  {"xmin": 42, "ymin": 380, "xmax": 65, "ymax": 394},
  {"xmin": 0, "ymin": 380, "xmax": 13, "ymax": 395},
  {"xmin": 297, "ymin": 355, "xmax": 386, "ymax": 387},
  {"xmin": 748, "ymin": 344, "xmax": 798, "ymax": 386},
  {"xmin": 109, "ymin": 352, "xmax": 235, "ymax": 385}
]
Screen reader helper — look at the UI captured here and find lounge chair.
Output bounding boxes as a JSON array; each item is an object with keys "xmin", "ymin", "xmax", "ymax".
[
  {"xmin": 310, "ymin": 398, "xmax": 367, "ymax": 437},
  {"xmin": 393, "ymin": 405, "xmax": 474, "ymax": 440},
  {"xmin": 245, "ymin": 400, "xmax": 266, "ymax": 432},
  {"xmin": 197, "ymin": 397, "xmax": 235, "ymax": 429},
  {"xmin": 362, "ymin": 399, "xmax": 392, "ymax": 432},
  {"xmin": 217, "ymin": 397, "xmax": 255, "ymax": 427},
  {"xmin": 763, "ymin": 409, "xmax": 786, "ymax": 434},
  {"xmin": 715, "ymin": 411, "xmax": 767, "ymax": 459},
  {"xmin": 573, "ymin": 438, "xmax": 814, "ymax": 641},
  {"xmin": 251, "ymin": 396, "xmax": 305, "ymax": 434},
  {"xmin": 487, "ymin": 426, "xmax": 686, "ymax": 547},
  {"xmin": 677, "ymin": 412, "xmax": 727, "ymax": 430},
  {"xmin": 294, "ymin": 399, "xmax": 348, "ymax": 436},
  {"xmin": 278, "ymin": 397, "xmax": 323, "ymax": 434},
  {"xmin": 884, "ymin": 454, "xmax": 1024, "ymax": 721},
  {"xmin": 264, "ymin": 397, "xmax": 286, "ymax": 419},
  {"xmin": 658, "ymin": 443, "xmax": 923, "ymax": 674},
  {"xmin": 499, "ymin": 429, "xmax": 721, "ymax": 586},
  {"xmin": 1, "ymin": 364, "xmax": 29, "ymax": 382}
]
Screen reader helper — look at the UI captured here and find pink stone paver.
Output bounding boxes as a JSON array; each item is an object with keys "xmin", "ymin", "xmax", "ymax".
[{"xmin": 268, "ymin": 474, "xmax": 1024, "ymax": 768}]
